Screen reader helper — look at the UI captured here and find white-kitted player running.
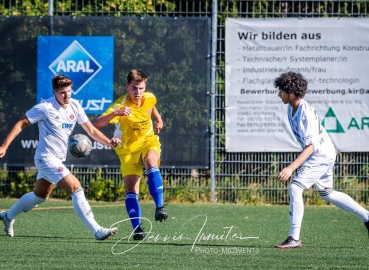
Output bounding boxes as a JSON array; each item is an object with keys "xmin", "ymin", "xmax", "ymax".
[
  {"xmin": 274, "ymin": 71, "xmax": 369, "ymax": 249},
  {"xmin": 0, "ymin": 74, "xmax": 120, "ymax": 240}
]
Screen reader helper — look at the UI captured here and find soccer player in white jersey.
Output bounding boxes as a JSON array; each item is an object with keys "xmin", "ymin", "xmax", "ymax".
[
  {"xmin": 0, "ymin": 74, "xmax": 120, "ymax": 240},
  {"xmin": 274, "ymin": 71, "xmax": 369, "ymax": 248}
]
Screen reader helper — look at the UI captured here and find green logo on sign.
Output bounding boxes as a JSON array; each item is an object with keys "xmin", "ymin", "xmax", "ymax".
[{"xmin": 321, "ymin": 107, "xmax": 345, "ymax": 133}]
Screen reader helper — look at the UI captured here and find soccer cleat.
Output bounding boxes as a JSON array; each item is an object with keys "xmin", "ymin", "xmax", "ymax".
[
  {"xmin": 155, "ymin": 206, "xmax": 168, "ymax": 222},
  {"xmin": 95, "ymin": 227, "xmax": 118, "ymax": 240},
  {"xmin": 0, "ymin": 211, "xmax": 15, "ymax": 237},
  {"xmin": 364, "ymin": 221, "xmax": 369, "ymax": 238},
  {"xmin": 132, "ymin": 226, "xmax": 146, "ymax": 240},
  {"xmin": 275, "ymin": 236, "xmax": 302, "ymax": 249}
]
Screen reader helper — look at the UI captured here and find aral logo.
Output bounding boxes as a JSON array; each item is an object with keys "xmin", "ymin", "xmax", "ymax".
[
  {"xmin": 37, "ymin": 36, "xmax": 114, "ymax": 114},
  {"xmin": 49, "ymin": 41, "xmax": 102, "ymax": 95},
  {"xmin": 321, "ymin": 107, "xmax": 345, "ymax": 133}
]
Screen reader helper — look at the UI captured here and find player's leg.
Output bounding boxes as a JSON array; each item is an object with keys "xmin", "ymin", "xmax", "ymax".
[
  {"xmin": 276, "ymin": 165, "xmax": 315, "ymax": 248},
  {"xmin": 316, "ymin": 163, "xmax": 369, "ymax": 237},
  {"xmin": 119, "ymin": 154, "xmax": 145, "ymax": 240},
  {"xmin": 145, "ymin": 151, "xmax": 167, "ymax": 221},
  {"xmin": 58, "ymin": 173, "xmax": 118, "ymax": 240},
  {"xmin": 275, "ymin": 182, "xmax": 305, "ymax": 248},
  {"xmin": 319, "ymin": 189, "xmax": 369, "ymax": 221},
  {"xmin": 36, "ymin": 157, "xmax": 116, "ymax": 239},
  {"xmin": 0, "ymin": 179, "xmax": 51, "ymax": 237},
  {"xmin": 123, "ymin": 175, "xmax": 145, "ymax": 240},
  {"xmin": 143, "ymin": 136, "xmax": 168, "ymax": 222},
  {"xmin": 0, "ymin": 158, "xmax": 61, "ymax": 237},
  {"xmin": 288, "ymin": 182, "xmax": 306, "ymax": 241}
]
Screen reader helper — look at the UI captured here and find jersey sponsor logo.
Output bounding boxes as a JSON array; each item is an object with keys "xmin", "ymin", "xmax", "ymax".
[
  {"xmin": 70, "ymin": 114, "xmax": 75, "ymax": 120},
  {"xmin": 37, "ymin": 36, "xmax": 114, "ymax": 114},
  {"xmin": 58, "ymin": 123, "xmax": 73, "ymax": 134},
  {"xmin": 62, "ymin": 123, "xmax": 73, "ymax": 129},
  {"xmin": 133, "ymin": 120, "xmax": 149, "ymax": 131},
  {"xmin": 57, "ymin": 167, "xmax": 64, "ymax": 172}
]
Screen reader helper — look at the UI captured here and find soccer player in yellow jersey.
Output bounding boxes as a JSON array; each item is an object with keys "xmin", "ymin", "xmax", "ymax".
[{"xmin": 93, "ymin": 69, "xmax": 168, "ymax": 240}]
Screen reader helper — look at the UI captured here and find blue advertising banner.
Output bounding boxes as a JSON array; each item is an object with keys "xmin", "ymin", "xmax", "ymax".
[{"xmin": 37, "ymin": 36, "xmax": 114, "ymax": 114}]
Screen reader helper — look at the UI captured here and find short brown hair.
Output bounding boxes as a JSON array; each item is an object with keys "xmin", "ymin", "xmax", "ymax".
[
  {"xmin": 127, "ymin": 69, "xmax": 148, "ymax": 84},
  {"xmin": 52, "ymin": 74, "xmax": 72, "ymax": 90}
]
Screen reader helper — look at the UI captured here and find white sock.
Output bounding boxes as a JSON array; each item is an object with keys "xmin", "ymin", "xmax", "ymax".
[
  {"xmin": 288, "ymin": 184, "xmax": 304, "ymax": 240},
  {"xmin": 320, "ymin": 189, "xmax": 369, "ymax": 222},
  {"xmin": 7, "ymin": 192, "xmax": 47, "ymax": 221},
  {"xmin": 71, "ymin": 188, "xmax": 101, "ymax": 234}
]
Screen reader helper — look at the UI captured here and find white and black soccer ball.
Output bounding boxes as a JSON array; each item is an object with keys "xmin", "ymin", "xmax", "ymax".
[{"xmin": 68, "ymin": 134, "xmax": 92, "ymax": 158}]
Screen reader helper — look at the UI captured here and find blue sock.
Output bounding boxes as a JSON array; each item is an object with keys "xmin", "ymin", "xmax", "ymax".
[
  {"xmin": 147, "ymin": 166, "xmax": 164, "ymax": 207},
  {"xmin": 125, "ymin": 192, "xmax": 141, "ymax": 229}
]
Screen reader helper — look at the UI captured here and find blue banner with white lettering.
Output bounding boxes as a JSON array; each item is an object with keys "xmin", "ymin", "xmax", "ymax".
[{"xmin": 37, "ymin": 36, "xmax": 114, "ymax": 114}]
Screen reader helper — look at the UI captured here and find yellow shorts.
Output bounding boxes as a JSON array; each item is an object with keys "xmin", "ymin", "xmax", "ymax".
[{"xmin": 117, "ymin": 136, "xmax": 161, "ymax": 177}]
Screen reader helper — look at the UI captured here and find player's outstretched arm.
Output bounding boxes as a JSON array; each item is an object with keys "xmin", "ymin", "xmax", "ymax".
[
  {"xmin": 93, "ymin": 114, "xmax": 114, "ymax": 129},
  {"xmin": 152, "ymin": 106, "xmax": 163, "ymax": 133},
  {"xmin": 81, "ymin": 121, "xmax": 120, "ymax": 148},
  {"xmin": 0, "ymin": 115, "xmax": 31, "ymax": 158},
  {"xmin": 93, "ymin": 107, "xmax": 132, "ymax": 129}
]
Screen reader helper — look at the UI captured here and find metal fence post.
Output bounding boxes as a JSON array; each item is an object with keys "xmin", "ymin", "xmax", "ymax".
[
  {"xmin": 210, "ymin": 0, "xmax": 218, "ymax": 203},
  {"xmin": 48, "ymin": 0, "xmax": 53, "ymax": 35},
  {"xmin": 48, "ymin": 0, "xmax": 53, "ymax": 16}
]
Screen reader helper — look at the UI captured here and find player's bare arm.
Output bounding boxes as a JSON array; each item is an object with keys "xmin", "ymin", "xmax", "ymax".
[
  {"xmin": 93, "ymin": 107, "xmax": 132, "ymax": 128},
  {"xmin": 0, "ymin": 115, "xmax": 31, "ymax": 158},
  {"xmin": 81, "ymin": 121, "xmax": 120, "ymax": 148},
  {"xmin": 152, "ymin": 106, "xmax": 163, "ymax": 133},
  {"xmin": 277, "ymin": 144, "xmax": 314, "ymax": 182}
]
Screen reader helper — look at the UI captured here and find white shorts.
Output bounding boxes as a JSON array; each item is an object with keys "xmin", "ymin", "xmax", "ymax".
[
  {"xmin": 292, "ymin": 159, "xmax": 335, "ymax": 191},
  {"xmin": 35, "ymin": 157, "xmax": 71, "ymax": 184}
]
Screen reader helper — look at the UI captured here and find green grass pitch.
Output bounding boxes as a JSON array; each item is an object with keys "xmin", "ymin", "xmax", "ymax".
[{"xmin": 0, "ymin": 199, "xmax": 368, "ymax": 269}]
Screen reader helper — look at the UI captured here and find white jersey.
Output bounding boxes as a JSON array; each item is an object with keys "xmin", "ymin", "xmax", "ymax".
[
  {"xmin": 288, "ymin": 99, "xmax": 336, "ymax": 165},
  {"xmin": 26, "ymin": 96, "xmax": 89, "ymax": 161}
]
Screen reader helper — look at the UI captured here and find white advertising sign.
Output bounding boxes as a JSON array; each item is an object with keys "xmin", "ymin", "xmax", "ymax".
[{"xmin": 225, "ymin": 18, "xmax": 369, "ymax": 152}]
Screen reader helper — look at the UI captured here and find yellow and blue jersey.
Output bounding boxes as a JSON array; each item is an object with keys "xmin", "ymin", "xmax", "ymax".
[{"xmin": 102, "ymin": 92, "xmax": 157, "ymax": 155}]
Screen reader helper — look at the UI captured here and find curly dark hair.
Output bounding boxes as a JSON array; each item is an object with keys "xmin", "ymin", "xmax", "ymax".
[{"xmin": 274, "ymin": 71, "xmax": 308, "ymax": 98}]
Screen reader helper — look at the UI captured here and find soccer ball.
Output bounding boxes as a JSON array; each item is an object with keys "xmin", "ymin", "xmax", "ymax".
[{"xmin": 68, "ymin": 134, "xmax": 92, "ymax": 158}]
